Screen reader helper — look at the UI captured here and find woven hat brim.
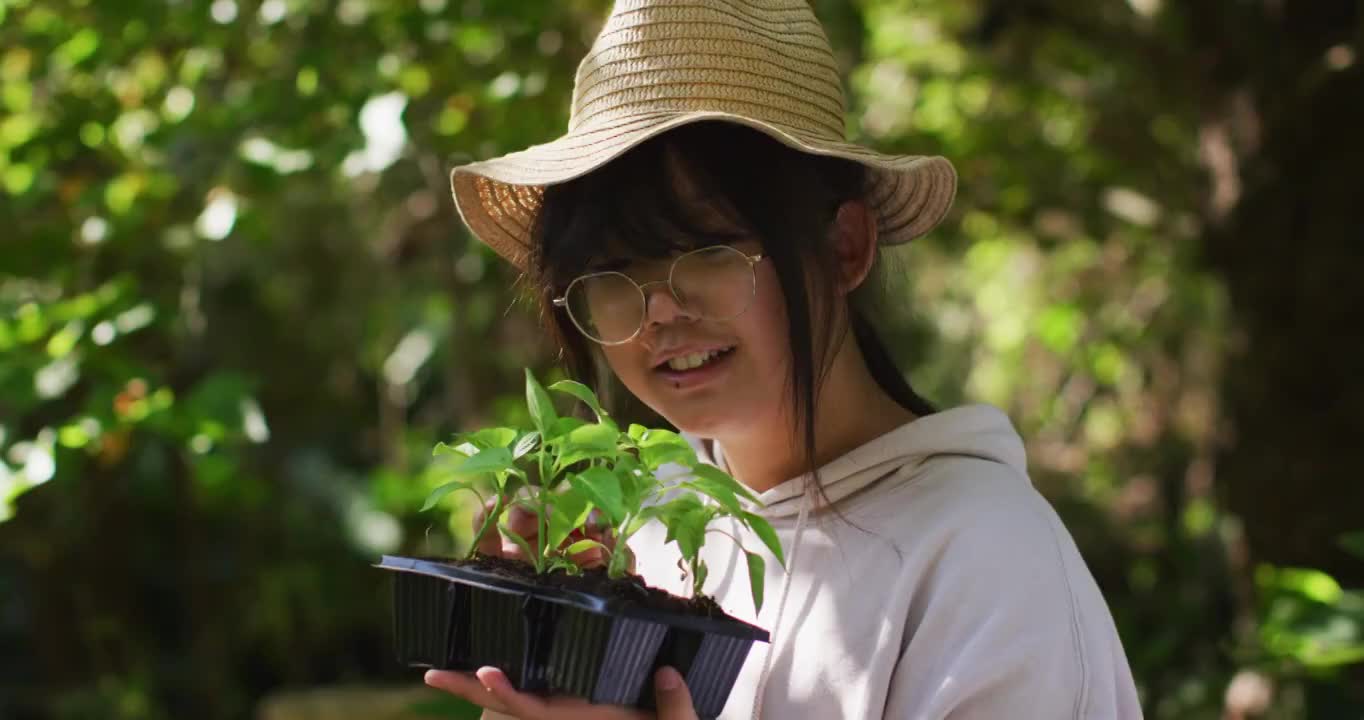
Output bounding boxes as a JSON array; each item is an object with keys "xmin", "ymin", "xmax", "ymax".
[{"xmin": 451, "ymin": 110, "xmax": 957, "ymax": 270}]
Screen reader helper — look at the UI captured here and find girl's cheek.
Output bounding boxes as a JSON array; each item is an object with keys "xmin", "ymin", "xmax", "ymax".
[
  {"xmin": 599, "ymin": 346, "xmax": 650, "ymax": 396},
  {"xmin": 599, "ymin": 347, "xmax": 630, "ymax": 381},
  {"xmin": 749, "ymin": 277, "xmax": 792, "ymax": 355}
]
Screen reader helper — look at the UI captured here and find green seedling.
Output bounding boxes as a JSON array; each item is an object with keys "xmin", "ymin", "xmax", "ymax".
[{"xmin": 423, "ymin": 369, "xmax": 786, "ymax": 612}]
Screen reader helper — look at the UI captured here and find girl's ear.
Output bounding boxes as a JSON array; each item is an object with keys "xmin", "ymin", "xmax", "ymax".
[{"xmin": 831, "ymin": 200, "xmax": 878, "ymax": 295}]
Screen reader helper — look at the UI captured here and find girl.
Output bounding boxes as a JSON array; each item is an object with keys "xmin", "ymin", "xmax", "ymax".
[{"xmin": 426, "ymin": 2, "xmax": 1142, "ymax": 718}]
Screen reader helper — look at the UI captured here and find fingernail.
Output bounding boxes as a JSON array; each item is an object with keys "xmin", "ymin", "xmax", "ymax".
[
  {"xmin": 656, "ymin": 666, "xmax": 682, "ymax": 691},
  {"xmin": 476, "ymin": 666, "xmax": 501, "ymax": 691},
  {"xmin": 423, "ymin": 670, "xmax": 437, "ymax": 686}
]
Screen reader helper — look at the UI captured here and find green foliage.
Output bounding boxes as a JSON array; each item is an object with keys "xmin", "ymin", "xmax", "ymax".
[
  {"xmin": 1254, "ymin": 564, "xmax": 1364, "ymax": 670},
  {"xmin": 423, "ymin": 370, "xmax": 783, "ymax": 611},
  {"xmin": 404, "ymin": 695, "xmax": 484, "ymax": 720}
]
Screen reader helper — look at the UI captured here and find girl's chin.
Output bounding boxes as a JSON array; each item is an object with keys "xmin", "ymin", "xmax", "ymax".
[
  {"xmin": 660, "ymin": 411, "xmax": 733, "ymax": 440},
  {"xmin": 655, "ymin": 395, "xmax": 757, "ymax": 440}
]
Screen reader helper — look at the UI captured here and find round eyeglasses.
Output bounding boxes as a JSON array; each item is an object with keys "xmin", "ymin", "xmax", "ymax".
[{"xmin": 552, "ymin": 245, "xmax": 766, "ymax": 346}]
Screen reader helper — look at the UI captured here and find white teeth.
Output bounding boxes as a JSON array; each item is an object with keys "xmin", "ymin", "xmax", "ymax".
[{"xmin": 666, "ymin": 348, "xmax": 729, "ymax": 371}]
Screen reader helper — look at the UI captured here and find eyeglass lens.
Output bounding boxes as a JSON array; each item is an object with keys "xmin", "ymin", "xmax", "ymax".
[{"xmin": 566, "ymin": 246, "xmax": 755, "ymax": 344}]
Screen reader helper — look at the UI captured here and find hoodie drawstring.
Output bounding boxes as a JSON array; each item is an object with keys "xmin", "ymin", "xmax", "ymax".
[{"xmin": 750, "ymin": 487, "xmax": 811, "ymax": 720}]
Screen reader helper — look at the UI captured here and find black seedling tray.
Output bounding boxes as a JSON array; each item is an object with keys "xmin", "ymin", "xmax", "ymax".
[{"xmin": 377, "ymin": 555, "xmax": 768, "ymax": 719}]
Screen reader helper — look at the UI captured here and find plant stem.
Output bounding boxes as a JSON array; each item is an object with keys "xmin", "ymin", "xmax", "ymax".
[
  {"xmin": 606, "ymin": 513, "xmax": 637, "ymax": 579},
  {"xmin": 466, "ymin": 493, "xmax": 502, "ymax": 560},
  {"xmin": 536, "ymin": 448, "xmax": 548, "ymax": 573},
  {"xmin": 607, "ymin": 538, "xmax": 633, "ymax": 579},
  {"xmin": 536, "ymin": 495, "xmax": 548, "ymax": 574}
]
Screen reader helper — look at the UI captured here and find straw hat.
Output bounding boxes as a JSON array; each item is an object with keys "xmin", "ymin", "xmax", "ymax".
[{"xmin": 450, "ymin": 0, "xmax": 957, "ymax": 270}]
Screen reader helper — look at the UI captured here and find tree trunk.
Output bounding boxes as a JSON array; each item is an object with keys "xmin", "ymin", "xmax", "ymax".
[{"xmin": 1198, "ymin": 2, "xmax": 1364, "ymax": 584}]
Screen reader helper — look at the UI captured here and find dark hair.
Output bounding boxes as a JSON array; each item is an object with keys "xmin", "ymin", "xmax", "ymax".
[{"xmin": 528, "ymin": 121, "xmax": 934, "ymax": 505}]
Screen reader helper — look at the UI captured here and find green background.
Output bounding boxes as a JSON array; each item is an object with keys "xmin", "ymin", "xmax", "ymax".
[{"xmin": 2, "ymin": 0, "xmax": 1362, "ymax": 717}]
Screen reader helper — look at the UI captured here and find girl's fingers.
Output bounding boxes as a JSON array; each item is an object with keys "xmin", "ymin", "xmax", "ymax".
[
  {"xmin": 566, "ymin": 542, "xmax": 604, "ymax": 568},
  {"xmin": 500, "ymin": 505, "xmax": 540, "ymax": 560},
  {"xmin": 652, "ymin": 667, "xmax": 699, "ymax": 720},
  {"xmin": 485, "ymin": 507, "xmax": 621, "ymax": 570},
  {"xmin": 472, "ymin": 667, "xmax": 650, "ymax": 720},
  {"xmin": 505, "ymin": 505, "xmax": 540, "ymax": 537},
  {"xmin": 423, "ymin": 670, "xmax": 511, "ymax": 714},
  {"xmin": 475, "ymin": 667, "xmax": 556, "ymax": 718},
  {"xmin": 583, "ymin": 528, "xmax": 634, "ymax": 572},
  {"xmin": 588, "ymin": 527, "xmax": 611, "ymax": 546},
  {"xmin": 500, "ymin": 537, "xmax": 528, "ymax": 561}
]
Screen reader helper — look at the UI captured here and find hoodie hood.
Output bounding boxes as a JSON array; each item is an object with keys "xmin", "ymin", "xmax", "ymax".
[{"xmin": 688, "ymin": 404, "xmax": 1028, "ymax": 519}]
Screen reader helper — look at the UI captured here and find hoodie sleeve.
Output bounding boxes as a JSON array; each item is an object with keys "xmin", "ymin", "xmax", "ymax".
[{"xmin": 881, "ymin": 463, "xmax": 1142, "ymax": 720}]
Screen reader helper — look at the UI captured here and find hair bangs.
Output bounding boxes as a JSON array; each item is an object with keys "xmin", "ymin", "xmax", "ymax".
[{"xmin": 534, "ymin": 133, "xmax": 755, "ymax": 291}]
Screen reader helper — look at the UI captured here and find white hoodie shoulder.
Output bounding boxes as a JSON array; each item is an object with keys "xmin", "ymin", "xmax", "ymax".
[{"xmin": 631, "ymin": 405, "xmax": 1142, "ymax": 719}]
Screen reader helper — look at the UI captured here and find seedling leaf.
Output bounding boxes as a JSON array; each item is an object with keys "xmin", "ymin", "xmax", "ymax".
[
  {"xmin": 547, "ymin": 416, "xmax": 586, "ymax": 441},
  {"xmin": 615, "ymin": 465, "xmax": 644, "ymax": 514},
  {"xmin": 556, "ymin": 445, "xmax": 614, "ymax": 471},
  {"xmin": 544, "ymin": 485, "xmax": 594, "ymax": 555},
  {"xmin": 524, "ymin": 368, "xmax": 558, "ymax": 436},
  {"xmin": 549, "ymin": 380, "xmax": 608, "ymax": 421},
  {"xmin": 741, "ymin": 511, "xmax": 786, "ymax": 567},
  {"xmin": 469, "ymin": 427, "xmax": 517, "ymax": 449},
  {"xmin": 692, "ymin": 464, "xmax": 760, "ymax": 504},
  {"xmin": 668, "ymin": 502, "xmax": 713, "ymax": 561},
  {"xmin": 564, "ymin": 538, "xmax": 609, "ymax": 557},
  {"xmin": 421, "ymin": 479, "xmax": 481, "ymax": 512},
  {"xmin": 433, "ymin": 441, "xmax": 475, "ymax": 457},
  {"xmin": 680, "ymin": 479, "xmax": 743, "ymax": 515},
  {"xmin": 512, "ymin": 431, "xmax": 540, "ymax": 459},
  {"xmin": 642, "ymin": 443, "xmax": 695, "ymax": 471},
  {"xmin": 569, "ymin": 467, "xmax": 628, "ymax": 525},
  {"xmin": 566, "ymin": 422, "xmax": 618, "ymax": 450},
  {"xmin": 635, "ymin": 427, "xmax": 686, "ymax": 448},
  {"xmin": 451, "ymin": 447, "xmax": 514, "ymax": 477},
  {"xmin": 626, "ymin": 505, "xmax": 662, "ymax": 536},
  {"xmin": 745, "ymin": 552, "xmax": 766, "ymax": 613}
]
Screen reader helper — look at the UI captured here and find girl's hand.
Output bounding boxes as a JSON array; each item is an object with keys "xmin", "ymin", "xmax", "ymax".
[
  {"xmin": 424, "ymin": 665, "xmax": 698, "ymax": 720},
  {"xmin": 473, "ymin": 499, "xmax": 626, "ymax": 570}
]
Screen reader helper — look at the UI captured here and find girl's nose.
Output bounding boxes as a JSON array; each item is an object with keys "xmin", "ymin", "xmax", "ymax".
[{"xmin": 640, "ymin": 280, "xmax": 697, "ymax": 329}]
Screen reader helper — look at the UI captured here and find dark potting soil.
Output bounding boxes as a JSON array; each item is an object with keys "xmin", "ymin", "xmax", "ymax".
[{"xmin": 456, "ymin": 554, "xmax": 730, "ymax": 620}]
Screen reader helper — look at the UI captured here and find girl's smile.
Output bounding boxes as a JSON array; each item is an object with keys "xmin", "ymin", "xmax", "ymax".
[{"xmin": 652, "ymin": 343, "xmax": 737, "ymax": 389}]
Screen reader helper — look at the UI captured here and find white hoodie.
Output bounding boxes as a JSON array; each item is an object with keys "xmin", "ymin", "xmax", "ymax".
[{"xmin": 630, "ymin": 404, "xmax": 1143, "ymax": 719}]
